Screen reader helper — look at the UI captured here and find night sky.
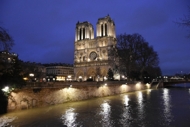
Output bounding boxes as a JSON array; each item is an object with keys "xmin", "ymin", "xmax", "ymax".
[{"xmin": 0, "ymin": 0, "xmax": 190, "ymax": 75}]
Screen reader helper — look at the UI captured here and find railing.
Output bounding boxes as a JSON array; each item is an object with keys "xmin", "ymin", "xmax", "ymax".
[{"xmin": 24, "ymin": 80, "xmax": 137, "ymax": 89}]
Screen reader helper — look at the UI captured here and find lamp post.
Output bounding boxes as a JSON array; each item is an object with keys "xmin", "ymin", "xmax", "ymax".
[
  {"xmin": 29, "ymin": 73, "xmax": 35, "ymax": 86},
  {"xmin": 29, "ymin": 73, "xmax": 34, "ymax": 81},
  {"xmin": 67, "ymin": 75, "xmax": 72, "ymax": 82}
]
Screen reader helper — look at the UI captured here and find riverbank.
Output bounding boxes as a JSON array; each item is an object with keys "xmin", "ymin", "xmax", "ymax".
[{"xmin": 7, "ymin": 81, "xmax": 150, "ymax": 112}]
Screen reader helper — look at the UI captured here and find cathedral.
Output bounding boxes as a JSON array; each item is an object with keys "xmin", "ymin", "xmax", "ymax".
[{"xmin": 74, "ymin": 15, "xmax": 117, "ymax": 81}]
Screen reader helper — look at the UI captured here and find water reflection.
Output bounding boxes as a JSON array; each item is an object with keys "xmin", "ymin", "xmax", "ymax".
[
  {"xmin": 60, "ymin": 108, "xmax": 78, "ymax": 127},
  {"xmin": 162, "ymin": 88, "xmax": 173, "ymax": 124},
  {"xmin": 146, "ymin": 89, "xmax": 151, "ymax": 95},
  {"xmin": 120, "ymin": 95, "xmax": 132, "ymax": 126},
  {"xmin": 2, "ymin": 88, "xmax": 190, "ymax": 127},
  {"xmin": 163, "ymin": 89, "xmax": 170, "ymax": 114},
  {"xmin": 123, "ymin": 95, "xmax": 129, "ymax": 106},
  {"xmin": 137, "ymin": 91, "xmax": 145, "ymax": 126},
  {"xmin": 99, "ymin": 101, "xmax": 113, "ymax": 127},
  {"xmin": 0, "ymin": 116, "xmax": 16, "ymax": 127},
  {"xmin": 138, "ymin": 91, "xmax": 143, "ymax": 108}
]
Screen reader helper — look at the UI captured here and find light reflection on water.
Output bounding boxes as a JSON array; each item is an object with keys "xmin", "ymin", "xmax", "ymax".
[
  {"xmin": 137, "ymin": 91, "xmax": 145, "ymax": 127},
  {"xmin": 137, "ymin": 91, "xmax": 143, "ymax": 112},
  {"xmin": 1, "ymin": 87, "xmax": 190, "ymax": 127},
  {"xmin": 120, "ymin": 95, "xmax": 132, "ymax": 126},
  {"xmin": 162, "ymin": 88, "xmax": 173, "ymax": 124},
  {"xmin": 99, "ymin": 101, "xmax": 113, "ymax": 127},
  {"xmin": 123, "ymin": 95, "xmax": 129, "ymax": 106},
  {"xmin": 163, "ymin": 89, "xmax": 171, "ymax": 114},
  {"xmin": 60, "ymin": 108, "xmax": 78, "ymax": 127}
]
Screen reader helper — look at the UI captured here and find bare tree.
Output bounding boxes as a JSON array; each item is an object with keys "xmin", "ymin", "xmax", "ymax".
[
  {"xmin": 116, "ymin": 33, "xmax": 161, "ymax": 80},
  {"xmin": 175, "ymin": 6, "xmax": 190, "ymax": 38},
  {"xmin": 108, "ymin": 45, "xmax": 119, "ymax": 74},
  {"xmin": 0, "ymin": 27, "xmax": 14, "ymax": 51}
]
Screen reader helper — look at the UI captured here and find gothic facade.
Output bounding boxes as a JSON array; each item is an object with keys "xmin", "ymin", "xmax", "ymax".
[{"xmin": 74, "ymin": 15, "xmax": 117, "ymax": 81}]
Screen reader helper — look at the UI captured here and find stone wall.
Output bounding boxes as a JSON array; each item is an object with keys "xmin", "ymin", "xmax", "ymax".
[{"xmin": 7, "ymin": 81, "xmax": 149, "ymax": 112}]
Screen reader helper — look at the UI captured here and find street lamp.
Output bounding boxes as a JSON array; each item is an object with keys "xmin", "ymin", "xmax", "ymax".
[
  {"xmin": 29, "ymin": 73, "xmax": 35, "ymax": 86},
  {"xmin": 29, "ymin": 73, "xmax": 34, "ymax": 82},
  {"xmin": 2, "ymin": 86, "xmax": 9, "ymax": 92},
  {"xmin": 67, "ymin": 75, "xmax": 72, "ymax": 82}
]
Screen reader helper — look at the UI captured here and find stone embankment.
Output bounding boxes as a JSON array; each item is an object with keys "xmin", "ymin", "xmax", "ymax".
[{"xmin": 7, "ymin": 81, "xmax": 150, "ymax": 112}]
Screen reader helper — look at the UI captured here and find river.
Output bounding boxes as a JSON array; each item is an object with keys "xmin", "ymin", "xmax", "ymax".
[{"xmin": 1, "ymin": 83, "xmax": 190, "ymax": 127}]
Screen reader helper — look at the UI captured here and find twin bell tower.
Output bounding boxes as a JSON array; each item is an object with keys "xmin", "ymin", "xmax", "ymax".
[{"xmin": 74, "ymin": 15, "xmax": 117, "ymax": 81}]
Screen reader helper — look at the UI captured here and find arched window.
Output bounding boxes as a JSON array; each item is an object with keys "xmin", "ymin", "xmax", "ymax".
[
  {"xmin": 83, "ymin": 28, "xmax": 85, "ymax": 39},
  {"xmin": 79, "ymin": 28, "xmax": 82, "ymax": 40},
  {"xmin": 105, "ymin": 24, "xmax": 107, "ymax": 36},
  {"xmin": 101, "ymin": 24, "xmax": 103, "ymax": 37}
]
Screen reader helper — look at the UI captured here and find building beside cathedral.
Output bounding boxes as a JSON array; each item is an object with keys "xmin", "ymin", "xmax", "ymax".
[{"xmin": 74, "ymin": 15, "xmax": 117, "ymax": 81}]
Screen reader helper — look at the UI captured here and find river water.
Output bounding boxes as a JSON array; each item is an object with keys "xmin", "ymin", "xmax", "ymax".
[{"xmin": 1, "ymin": 84, "xmax": 190, "ymax": 127}]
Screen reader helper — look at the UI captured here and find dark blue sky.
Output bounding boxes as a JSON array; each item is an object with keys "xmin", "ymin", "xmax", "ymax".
[{"xmin": 0, "ymin": 0, "xmax": 190, "ymax": 75}]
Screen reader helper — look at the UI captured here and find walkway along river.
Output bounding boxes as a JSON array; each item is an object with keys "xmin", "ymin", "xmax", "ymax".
[{"xmin": 0, "ymin": 83, "xmax": 190, "ymax": 127}]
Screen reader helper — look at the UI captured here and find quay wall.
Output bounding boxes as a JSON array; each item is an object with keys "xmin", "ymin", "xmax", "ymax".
[{"xmin": 7, "ymin": 81, "xmax": 149, "ymax": 112}]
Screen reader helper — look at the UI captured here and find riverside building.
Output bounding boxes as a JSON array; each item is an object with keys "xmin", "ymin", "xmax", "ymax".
[{"xmin": 46, "ymin": 65, "xmax": 74, "ymax": 82}]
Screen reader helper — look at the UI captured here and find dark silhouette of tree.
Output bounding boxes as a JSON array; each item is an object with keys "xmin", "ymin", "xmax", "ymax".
[
  {"xmin": 116, "ymin": 33, "xmax": 161, "ymax": 81},
  {"xmin": 108, "ymin": 45, "xmax": 120, "ymax": 75},
  {"xmin": 107, "ymin": 68, "xmax": 114, "ymax": 80},
  {"xmin": 0, "ymin": 57, "xmax": 26, "ymax": 89},
  {"xmin": 0, "ymin": 27, "xmax": 14, "ymax": 51},
  {"xmin": 0, "ymin": 90, "xmax": 8, "ymax": 114}
]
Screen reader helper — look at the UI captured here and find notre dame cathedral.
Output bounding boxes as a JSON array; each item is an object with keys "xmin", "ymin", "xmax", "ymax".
[{"xmin": 74, "ymin": 15, "xmax": 117, "ymax": 81}]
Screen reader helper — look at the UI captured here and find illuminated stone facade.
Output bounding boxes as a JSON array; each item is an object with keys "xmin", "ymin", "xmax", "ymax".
[{"xmin": 74, "ymin": 15, "xmax": 117, "ymax": 81}]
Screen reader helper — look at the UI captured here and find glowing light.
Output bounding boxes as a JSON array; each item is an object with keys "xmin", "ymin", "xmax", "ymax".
[
  {"xmin": 67, "ymin": 75, "xmax": 72, "ymax": 81},
  {"xmin": 121, "ymin": 95, "xmax": 131, "ymax": 126},
  {"xmin": 136, "ymin": 82, "xmax": 141, "ymax": 89},
  {"xmin": 137, "ymin": 91, "xmax": 144, "ymax": 118},
  {"xmin": 104, "ymin": 83, "xmax": 107, "ymax": 86},
  {"xmin": 61, "ymin": 108, "xmax": 78, "ymax": 127},
  {"xmin": 23, "ymin": 77, "xmax": 28, "ymax": 80},
  {"xmin": 146, "ymin": 83, "xmax": 151, "ymax": 89},
  {"xmin": 146, "ymin": 89, "xmax": 152, "ymax": 95},
  {"xmin": 163, "ymin": 88, "xmax": 171, "ymax": 120},
  {"xmin": 57, "ymin": 76, "xmax": 65, "ymax": 81},
  {"xmin": 123, "ymin": 95, "xmax": 129, "ymax": 106},
  {"xmin": 99, "ymin": 101, "xmax": 112, "ymax": 126},
  {"xmin": 2, "ymin": 86, "xmax": 9, "ymax": 92},
  {"xmin": 138, "ymin": 91, "xmax": 143, "ymax": 101},
  {"xmin": 121, "ymin": 84, "xmax": 127, "ymax": 89},
  {"xmin": 79, "ymin": 76, "xmax": 82, "ymax": 79},
  {"xmin": 29, "ymin": 73, "xmax": 34, "ymax": 77},
  {"xmin": 121, "ymin": 84, "xmax": 127, "ymax": 87},
  {"xmin": 121, "ymin": 84, "xmax": 129, "ymax": 93}
]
